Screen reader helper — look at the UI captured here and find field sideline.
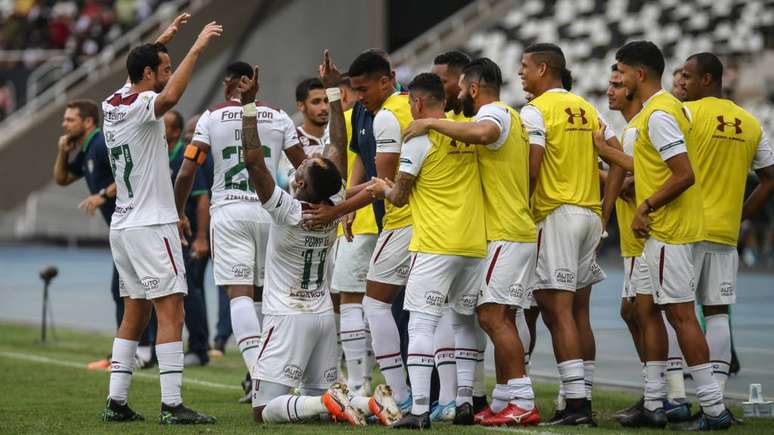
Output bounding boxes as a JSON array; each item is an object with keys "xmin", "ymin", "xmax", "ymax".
[{"xmin": 0, "ymin": 321, "xmax": 772, "ymax": 434}]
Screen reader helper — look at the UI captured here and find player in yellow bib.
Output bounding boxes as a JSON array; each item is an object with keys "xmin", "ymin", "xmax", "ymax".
[
  {"xmin": 679, "ymin": 53, "xmax": 774, "ymax": 395},
  {"xmin": 518, "ymin": 43, "xmax": 617, "ymax": 426},
  {"xmin": 368, "ymin": 72, "xmax": 486, "ymax": 429},
  {"xmin": 614, "ymin": 40, "xmax": 732, "ymax": 430},
  {"xmin": 402, "ymin": 59, "xmax": 541, "ymax": 427}
]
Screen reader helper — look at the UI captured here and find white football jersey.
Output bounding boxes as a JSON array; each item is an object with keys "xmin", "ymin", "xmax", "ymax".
[
  {"xmin": 296, "ymin": 125, "xmax": 328, "ymax": 157},
  {"xmin": 192, "ymin": 100, "xmax": 299, "ymax": 208},
  {"xmin": 102, "ymin": 84, "xmax": 178, "ymax": 229},
  {"xmin": 261, "ymin": 186, "xmax": 338, "ymax": 316}
]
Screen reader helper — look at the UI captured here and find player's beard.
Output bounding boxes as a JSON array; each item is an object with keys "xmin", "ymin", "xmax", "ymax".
[
  {"xmin": 445, "ymin": 97, "xmax": 460, "ymax": 113},
  {"xmin": 625, "ymin": 82, "xmax": 637, "ymax": 102},
  {"xmin": 461, "ymin": 93, "xmax": 476, "ymax": 118}
]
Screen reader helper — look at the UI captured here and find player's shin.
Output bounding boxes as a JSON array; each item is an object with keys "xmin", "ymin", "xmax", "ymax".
[{"xmin": 407, "ymin": 311, "xmax": 441, "ymax": 415}]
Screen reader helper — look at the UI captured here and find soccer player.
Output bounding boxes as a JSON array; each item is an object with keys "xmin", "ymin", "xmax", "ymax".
[
  {"xmin": 402, "ymin": 59, "xmax": 541, "ymax": 427},
  {"xmin": 613, "ymin": 40, "xmax": 731, "ymax": 430},
  {"xmin": 234, "ymin": 68, "xmax": 399, "ymax": 427},
  {"xmin": 368, "ymin": 72, "xmax": 486, "ymax": 429},
  {"xmin": 295, "ymin": 77, "xmax": 330, "ymax": 156},
  {"xmin": 680, "ymin": 53, "xmax": 774, "ymax": 394},
  {"xmin": 518, "ymin": 43, "xmax": 614, "ymax": 426},
  {"xmin": 173, "ymin": 60, "xmax": 307, "ymax": 402},
  {"xmin": 164, "ymin": 110, "xmax": 211, "ymax": 367},
  {"xmin": 302, "ymin": 51, "xmax": 415, "ymax": 412},
  {"xmin": 100, "ymin": 18, "xmax": 220, "ymax": 424}
]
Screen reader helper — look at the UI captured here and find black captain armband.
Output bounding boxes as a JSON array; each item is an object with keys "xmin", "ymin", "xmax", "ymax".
[{"xmin": 184, "ymin": 144, "xmax": 208, "ymax": 165}]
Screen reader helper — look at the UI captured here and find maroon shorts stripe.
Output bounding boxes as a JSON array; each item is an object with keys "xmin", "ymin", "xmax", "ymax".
[
  {"xmin": 485, "ymin": 245, "xmax": 503, "ymax": 285},
  {"xmin": 237, "ymin": 335, "xmax": 261, "ymax": 345},
  {"xmin": 408, "ymin": 253, "xmax": 417, "ymax": 276},
  {"xmin": 163, "ymin": 237, "xmax": 178, "ymax": 276},
  {"xmin": 257, "ymin": 326, "xmax": 275, "ymax": 361},
  {"xmin": 628, "ymin": 257, "xmax": 636, "ymax": 280},
  {"xmin": 372, "ymin": 231, "xmax": 395, "ymax": 264},
  {"xmin": 375, "ymin": 351, "xmax": 402, "ymax": 360},
  {"xmin": 658, "ymin": 246, "xmax": 666, "ymax": 287},
  {"xmin": 406, "ymin": 353, "xmax": 435, "ymax": 358}
]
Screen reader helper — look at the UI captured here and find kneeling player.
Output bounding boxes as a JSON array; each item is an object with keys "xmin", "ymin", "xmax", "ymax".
[{"xmin": 236, "ymin": 69, "xmax": 399, "ymax": 426}]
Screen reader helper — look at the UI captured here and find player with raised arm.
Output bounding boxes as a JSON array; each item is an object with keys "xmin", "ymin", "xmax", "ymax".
[
  {"xmin": 233, "ymin": 67, "xmax": 399, "ymax": 427},
  {"xmin": 680, "ymin": 52, "xmax": 774, "ymax": 397},
  {"xmin": 368, "ymin": 72, "xmax": 486, "ymax": 429},
  {"xmin": 402, "ymin": 58, "xmax": 541, "ymax": 427},
  {"xmin": 173, "ymin": 60, "xmax": 307, "ymax": 402},
  {"xmin": 100, "ymin": 17, "xmax": 221, "ymax": 424},
  {"xmin": 613, "ymin": 41, "xmax": 731, "ymax": 430}
]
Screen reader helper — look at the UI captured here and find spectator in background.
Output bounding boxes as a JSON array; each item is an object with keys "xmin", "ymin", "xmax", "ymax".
[
  {"xmin": 52, "ymin": 99, "xmax": 156, "ymax": 369},
  {"xmin": 164, "ymin": 110, "xmax": 213, "ymax": 367},
  {"xmin": 0, "ymin": 76, "xmax": 15, "ymax": 121}
]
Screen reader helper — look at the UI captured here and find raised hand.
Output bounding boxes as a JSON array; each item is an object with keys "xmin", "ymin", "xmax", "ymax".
[
  {"xmin": 237, "ymin": 66, "xmax": 260, "ymax": 105},
  {"xmin": 191, "ymin": 21, "xmax": 222, "ymax": 53},
  {"xmin": 402, "ymin": 119, "xmax": 433, "ymax": 143},
  {"xmin": 155, "ymin": 12, "xmax": 190, "ymax": 45},
  {"xmin": 319, "ymin": 49, "xmax": 342, "ymax": 88}
]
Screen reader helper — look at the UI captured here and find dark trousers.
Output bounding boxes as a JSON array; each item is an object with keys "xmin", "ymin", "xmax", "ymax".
[
  {"xmin": 214, "ymin": 285, "xmax": 232, "ymax": 343},
  {"xmin": 392, "ymin": 287, "xmax": 439, "ymax": 403},
  {"xmin": 111, "ymin": 264, "xmax": 156, "ymax": 346},
  {"xmin": 182, "ymin": 249, "xmax": 210, "ymax": 359}
]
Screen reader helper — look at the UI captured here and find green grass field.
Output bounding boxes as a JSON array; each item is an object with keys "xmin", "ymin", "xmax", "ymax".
[{"xmin": 0, "ymin": 321, "xmax": 771, "ymax": 434}]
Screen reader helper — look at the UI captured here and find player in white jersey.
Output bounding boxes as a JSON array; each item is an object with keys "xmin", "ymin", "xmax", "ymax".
[
  {"xmin": 100, "ymin": 16, "xmax": 220, "ymax": 424},
  {"xmin": 173, "ymin": 61, "xmax": 307, "ymax": 401},
  {"xmin": 231, "ymin": 68, "xmax": 399, "ymax": 427},
  {"xmin": 295, "ymin": 77, "xmax": 330, "ymax": 157}
]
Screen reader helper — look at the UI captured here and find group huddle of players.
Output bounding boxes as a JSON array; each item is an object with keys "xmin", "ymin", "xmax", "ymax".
[{"xmin": 97, "ymin": 13, "xmax": 773, "ymax": 431}]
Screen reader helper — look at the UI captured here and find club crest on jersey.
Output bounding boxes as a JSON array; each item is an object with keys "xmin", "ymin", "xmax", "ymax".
[
  {"xmin": 141, "ymin": 276, "xmax": 160, "ymax": 291},
  {"xmin": 424, "ymin": 291, "xmax": 445, "ymax": 307},
  {"xmin": 231, "ymin": 264, "xmax": 252, "ymax": 279},
  {"xmin": 282, "ymin": 365, "xmax": 303, "ymax": 381},
  {"xmin": 564, "ymin": 107, "xmax": 588, "ymax": 125},
  {"xmin": 716, "ymin": 116, "xmax": 742, "ymax": 134}
]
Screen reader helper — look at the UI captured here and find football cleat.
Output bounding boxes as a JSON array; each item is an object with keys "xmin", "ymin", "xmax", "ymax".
[
  {"xmin": 617, "ymin": 405, "xmax": 668, "ymax": 428},
  {"xmin": 322, "ymin": 383, "xmax": 366, "ymax": 426},
  {"xmin": 158, "ymin": 403, "xmax": 215, "ymax": 425},
  {"xmin": 453, "ymin": 402, "xmax": 474, "ymax": 425},
  {"xmin": 429, "ymin": 400, "xmax": 456, "ymax": 422},
  {"xmin": 478, "ymin": 403, "xmax": 541, "ymax": 427},
  {"xmin": 474, "ymin": 405, "xmax": 495, "ymax": 424},
  {"xmin": 672, "ymin": 408, "xmax": 733, "ymax": 431},
  {"xmin": 664, "ymin": 399, "xmax": 693, "ymax": 423},
  {"xmin": 368, "ymin": 384, "xmax": 401, "ymax": 426},
  {"xmin": 392, "ymin": 412, "xmax": 431, "ymax": 430},
  {"xmin": 101, "ymin": 398, "xmax": 144, "ymax": 422}
]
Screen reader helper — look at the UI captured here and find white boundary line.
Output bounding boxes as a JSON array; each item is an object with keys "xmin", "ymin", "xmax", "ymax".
[{"xmin": 0, "ymin": 350, "xmax": 241, "ymax": 391}]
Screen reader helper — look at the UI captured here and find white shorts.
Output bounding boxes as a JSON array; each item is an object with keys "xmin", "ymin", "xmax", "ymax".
[
  {"xmin": 252, "ymin": 313, "xmax": 338, "ymax": 390},
  {"xmin": 534, "ymin": 205, "xmax": 606, "ymax": 291},
  {"xmin": 110, "ymin": 223, "xmax": 188, "ymax": 300},
  {"xmin": 404, "ymin": 253, "xmax": 484, "ymax": 316},
  {"xmin": 621, "ymin": 256, "xmax": 637, "ymax": 299},
  {"xmin": 694, "ymin": 241, "xmax": 738, "ymax": 306},
  {"xmin": 636, "ymin": 238, "xmax": 697, "ymax": 305},
  {"xmin": 331, "ymin": 234, "xmax": 377, "ymax": 294},
  {"xmin": 366, "ymin": 226, "xmax": 412, "ymax": 286},
  {"xmin": 478, "ymin": 241, "xmax": 537, "ymax": 309},
  {"xmin": 210, "ymin": 202, "xmax": 271, "ymax": 287}
]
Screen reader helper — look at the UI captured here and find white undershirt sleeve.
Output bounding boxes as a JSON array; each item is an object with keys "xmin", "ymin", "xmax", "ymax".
[
  {"xmin": 398, "ymin": 135, "xmax": 433, "ymax": 176},
  {"xmin": 752, "ymin": 127, "xmax": 774, "ymax": 170},
  {"xmin": 647, "ymin": 111, "xmax": 688, "ymax": 161},
  {"xmin": 520, "ymin": 104, "xmax": 546, "ymax": 147},
  {"xmin": 374, "ymin": 110, "xmax": 402, "ymax": 154}
]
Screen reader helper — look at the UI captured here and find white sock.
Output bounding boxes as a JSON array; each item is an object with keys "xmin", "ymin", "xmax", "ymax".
[
  {"xmin": 335, "ymin": 312, "xmax": 343, "ymax": 380},
  {"xmin": 705, "ymin": 314, "xmax": 731, "ymax": 394},
  {"xmin": 261, "ymin": 395, "xmax": 326, "ymax": 423},
  {"xmin": 473, "ymin": 317, "xmax": 488, "ymax": 397},
  {"xmin": 557, "ymin": 359, "xmax": 585, "ymax": 400},
  {"xmin": 644, "ymin": 361, "xmax": 666, "ymax": 411},
  {"xmin": 340, "ymin": 303, "xmax": 367, "ymax": 389},
  {"xmin": 434, "ymin": 311, "xmax": 457, "ymax": 405},
  {"xmin": 363, "ymin": 296, "xmax": 409, "ymax": 403},
  {"xmin": 664, "ymin": 311, "xmax": 686, "ymax": 401},
  {"xmin": 689, "ymin": 363, "xmax": 725, "ymax": 417},
  {"xmin": 641, "ymin": 362, "xmax": 647, "ymax": 386},
  {"xmin": 407, "ymin": 311, "xmax": 440, "ymax": 415},
  {"xmin": 254, "ymin": 301, "xmax": 264, "ymax": 329},
  {"xmin": 156, "ymin": 341, "xmax": 184, "ymax": 406},
  {"xmin": 515, "ymin": 308, "xmax": 531, "ymax": 368},
  {"xmin": 508, "ymin": 376, "xmax": 535, "ymax": 410},
  {"xmin": 583, "ymin": 360, "xmax": 595, "ymax": 400},
  {"xmin": 491, "ymin": 384, "xmax": 509, "ymax": 413},
  {"xmin": 108, "ymin": 338, "xmax": 138, "ymax": 404},
  {"xmin": 364, "ymin": 317, "xmax": 375, "ymax": 385},
  {"xmin": 452, "ymin": 311, "xmax": 477, "ymax": 406},
  {"xmin": 136, "ymin": 344, "xmax": 152, "ymax": 363},
  {"xmin": 231, "ymin": 296, "xmax": 262, "ymax": 372}
]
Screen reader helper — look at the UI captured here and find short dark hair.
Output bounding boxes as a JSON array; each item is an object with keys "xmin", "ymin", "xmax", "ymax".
[
  {"xmin": 524, "ymin": 43, "xmax": 573, "ymax": 90},
  {"xmin": 686, "ymin": 52, "xmax": 723, "ymax": 86},
  {"xmin": 126, "ymin": 43, "xmax": 168, "ymax": 84},
  {"xmin": 166, "ymin": 110, "xmax": 184, "ymax": 132},
  {"xmin": 295, "ymin": 78, "xmax": 325, "ymax": 103},
  {"xmin": 615, "ymin": 40, "xmax": 665, "ymax": 78},
  {"xmin": 348, "ymin": 51, "xmax": 391, "ymax": 79},
  {"xmin": 66, "ymin": 99, "xmax": 100, "ymax": 125},
  {"xmin": 407, "ymin": 73, "xmax": 445, "ymax": 104},
  {"xmin": 225, "ymin": 61, "xmax": 253, "ymax": 81},
  {"xmin": 338, "ymin": 74, "xmax": 351, "ymax": 88},
  {"xmin": 307, "ymin": 157, "xmax": 342, "ymax": 203},
  {"xmin": 461, "ymin": 57, "xmax": 502, "ymax": 90},
  {"xmin": 433, "ymin": 50, "xmax": 471, "ymax": 70}
]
